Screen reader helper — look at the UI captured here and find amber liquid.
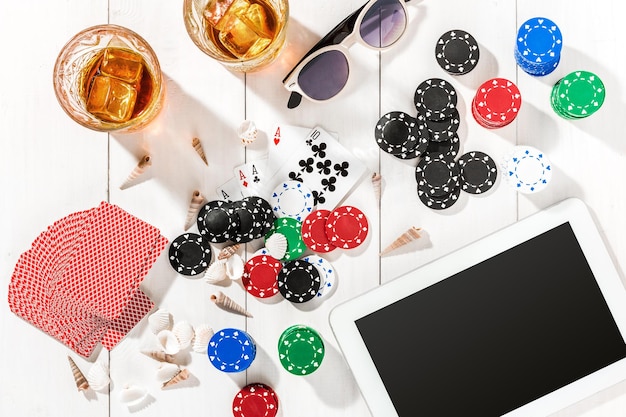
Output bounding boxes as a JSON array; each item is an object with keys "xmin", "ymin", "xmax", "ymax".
[
  {"xmin": 81, "ymin": 47, "xmax": 156, "ymax": 124},
  {"xmin": 204, "ymin": 0, "xmax": 279, "ymax": 60}
]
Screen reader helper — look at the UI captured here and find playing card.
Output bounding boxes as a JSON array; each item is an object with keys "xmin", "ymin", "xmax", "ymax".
[
  {"xmin": 101, "ymin": 289, "xmax": 154, "ymax": 350},
  {"xmin": 266, "ymin": 124, "xmax": 311, "ymax": 179},
  {"xmin": 261, "ymin": 126, "xmax": 368, "ymax": 210},
  {"xmin": 234, "ymin": 159, "xmax": 267, "ymax": 196},
  {"xmin": 216, "ymin": 177, "xmax": 245, "ymax": 202}
]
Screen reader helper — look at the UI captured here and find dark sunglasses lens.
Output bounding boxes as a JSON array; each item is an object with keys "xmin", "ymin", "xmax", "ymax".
[
  {"xmin": 360, "ymin": 0, "xmax": 407, "ymax": 48},
  {"xmin": 298, "ymin": 50, "xmax": 349, "ymax": 101}
]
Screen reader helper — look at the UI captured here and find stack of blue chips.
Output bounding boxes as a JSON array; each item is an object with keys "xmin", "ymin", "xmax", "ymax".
[{"xmin": 515, "ymin": 17, "xmax": 563, "ymax": 76}]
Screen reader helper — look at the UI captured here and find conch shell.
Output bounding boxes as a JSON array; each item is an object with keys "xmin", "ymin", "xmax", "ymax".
[
  {"xmin": 192, "ymin": 137, "xmax": 208, "ymax": 165},
  {"xmin": 380, "ymin": 227, "xmax": 422, "ymax": 256},
  {"xmin": 237, "ymin": 120, "xmax": 257, "ymax": 145},
  {"xmin": 162, "ymin": 368, "xmax": 190, "ymax": 389},
  {"xmin": 185, "ymin": 190, "xmax": 207, "ymax": 230},
  {"xmin": 141, "ymin": 350, "xmax": 175, "ymax": 363},
  {"xmin": 120, "ymin": 154, "xmax": 152, "ymax": 190},
  {"xmin": 211, "ymin": 291, "xmax": 253, "ymax": 318},
  {"xmin": 68, "ymin": 356, "xmax": 89, "ymax": 391}
]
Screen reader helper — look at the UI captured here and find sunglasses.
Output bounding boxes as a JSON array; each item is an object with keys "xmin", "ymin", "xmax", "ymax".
[{"xmin": 283, "ymin": 0, "xmax": 411, "ymax": 109}]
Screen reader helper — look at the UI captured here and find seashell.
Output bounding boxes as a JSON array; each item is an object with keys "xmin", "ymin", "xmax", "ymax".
[
  {"xmin": 224, "ymin": 253, "xmax": 244, "ymax": 280},
  {"xmin": 192, "ymin": 324, "xmax": 214, "ymax": 353},
  {"xmin": 185, "ymin": 190, "xmax": 207, "ymax": 230},
  {"xmin": 380, "ymin": 227, "xmax": 422, "ymax": 256},
  {"xmin": 86, "ymin": 361, "xmax": 110, "ymax": 391},
  {"xmin": 237, "ymin": 120, "xmax": 257, "ymax": 145},
  {"xmin": 192, "ymin": 137, "xmax": 208, "ymax": 166},
  {"xmin": 372, "ymin": 172, "xmax": 382, "ymax": 201},
  {"xmin": 120, "ymin": 154, "xmax": 152, "ymax": 190},
  {"xmin": 156, "ymin": 329, "xmax": 181, "ymax": 355},
  {"xmin": 155, "ymin": 362, "xmax": 181, "ymax": 383},
  {"xmin": 205, "ymin": 260, "xmax": 229, "ymax": 285},
  {"xmin": 68, "ymin": 356, "xmax": 89, "ymax": 391},
  {"xmin": 211, "ymin": 291, "xmax": 253, "ymax": 318},
  {"xmin": 162, "ymin": 368, "xmax": 190, "ymax": 389},
  {"xmin": 148, "ymin": 308, "xmax": 172, "ymax": 334},
  {"xmin": 217, "ymin": 243, "xmax": 241, "ymax": 261},
  {"xmin": 119, "ymin": 384, "xmax": 148, "ymax": 406},
  {"xmin": 141, "ymin": 350, "xmax": 175, "ymax": 363},
  {"xmin": 172, "ymin": 321, "xmax": 194, "ymax": 350},
  {"xmin": 265, "ymin": 233, "xmax": 287, "ymax": 260}
]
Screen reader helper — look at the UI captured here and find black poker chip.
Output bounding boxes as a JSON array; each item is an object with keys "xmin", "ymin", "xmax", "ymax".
[
  {"xmin": 458, "ymin": 151, "xmax": 498, "ymax": 194},
  {"xmin": 417, "ymin": 182, "xmax": 461, "ymax": 210},
  {"xmin": 415, "ymin": 153, "xmax": 461, "ymax": 197},
  {"xmin": 197, "ymin": 200, "xmax": 239, "ymax": 243},
  {"xmin": 424, "ymin": 109, "xmax": 460, "ymax": 142},
  {"xmin": 168, "ymin": 233, "xmax": 211, "ymax": 276},
  {"xmin": 230, "ymin": 199, "xmax": 256, "ymax": 243},
  {"xmin": 391, "ymin": 119, "xmax": 430, "ymax": 160},
  {"xmin": 375, "ymin": 112, "xmax": 420, "ymax": 155},
  {"xmin": 243, "ymin": 196, "xmax": 275, "ymax": 237},
  {"xmin": 414, "ymin": 78, "xmax": 458, "ymax": 121},
  {"xmin": 435, "ymin": 29, "xmax": 480, "ymax": 75},
  {"xmin": 425, "ymin": 133, "xmax": 461, "ymax": 158},
  {"xmin": 277, "ymin": 259, "xmax": 321, "ymax": 303}
]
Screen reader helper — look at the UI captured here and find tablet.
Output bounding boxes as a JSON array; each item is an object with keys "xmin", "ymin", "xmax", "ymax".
[{"xmin": 330, "ymin": 198, "xmax": 626, "ymax": 417}]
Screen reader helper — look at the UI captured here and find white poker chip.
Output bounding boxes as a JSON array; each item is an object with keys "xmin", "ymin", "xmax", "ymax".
[
  {"xmin": 502, "ymin": 146, "xmax": 552, "ymax": 194},
  {"xmin": 302, "ymin": 255, "xmax": 337, "ymax": 300},
  {"xmin": 270, "ymin": 181, "xmax": 315, "ymax": 221}
]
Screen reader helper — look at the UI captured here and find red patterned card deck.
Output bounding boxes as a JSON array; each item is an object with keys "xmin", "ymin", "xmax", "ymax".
[{"xmin": 7, "ymin": 202, "xmax": 167, "ymax": 357}]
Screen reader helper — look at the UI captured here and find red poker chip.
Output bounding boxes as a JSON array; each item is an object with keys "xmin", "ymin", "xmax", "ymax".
[
  {"xmin": 242, "ymin": 255, "xmax": 282, "ymax": 298},
  {"xmin": 301, "ymin": 210, "xmax": 336, "ymax": 253},
  {"xmin": 325, "ymin": 206, "xmax": 369, "ymax": 249},
  {"xmin": 472, "ymin": 78, "xmax": 521, "ymax": 128},
  {"xmin": 232, "ymin": 383, "xmax": 278, "ymax": 417}
]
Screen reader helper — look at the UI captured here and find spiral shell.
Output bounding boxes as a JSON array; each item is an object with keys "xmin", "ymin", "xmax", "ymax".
[
  {"xmin": 148, "ymin": 308, "xmax": 172, "ymax": 334},
  {"xmin": 141, "ymin": 350, "xmax": 176, "ymax": 363},
  {"xmin": 68, "ymin": 356, "xmax": 89, "ymax": 391},
  {"xmin": 172, "ymin": 321, "xmax": 194, "ymax": 350},
  {"xmin": 380, "ymin": 227, "xmax": 422, "ymax": 256},
  {"xmin": 120, "ymin": 154, "xmax": 152, "ymax": 190},
  {"xmin": 192, "ymin": 137, "xmax": 208, "ymax": 165},
  {"xmin": 192, "ymin": 324, "xmax": 214, "ymax": 354},
  {"xmin": 211, "ymin": 291, "xmax": 253, "ymax": 318},
  {"xmin": 185, "ymin": 190, "xmax": 207, "ymax": 231},
  {"xmin": 156, "ymin": 329, "xmax": 181, "ymax": 355},
  {"xmin": 217, "ymin": 243, "xmax": 241, "ymax": 261},
  {"xmin": 162, "ymin": 368, "xmax": 190, "ymax": 389},
  {"xmin": 86, "ymin": 361, "xmax": 110, "ymax": 391},
  {"xmin": 265, "ymin": 233, "xmax": 287, "ymax": 260}
]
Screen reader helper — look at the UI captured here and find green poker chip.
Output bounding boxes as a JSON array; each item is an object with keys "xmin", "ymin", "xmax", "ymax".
[
  {"xmin": 278, "ymin": 325, "xmax": 325, "ymax": 375},
  {"xmin": 551, "ymin": 70, "xmax": 605, "ymax": 119},
  {"xmin": 265, "ymin": 217, "xmax": 306, "ymax": 261}
]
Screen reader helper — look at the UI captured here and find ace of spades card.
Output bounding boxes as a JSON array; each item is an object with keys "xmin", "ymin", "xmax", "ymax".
[{"xmin": 262, "ymin": 126, "xmax": 368, "ymax": 209}]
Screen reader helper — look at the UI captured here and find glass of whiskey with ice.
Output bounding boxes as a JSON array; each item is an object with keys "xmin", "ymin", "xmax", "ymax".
[
  {"xmin": 53, "ymin": 25, "xmax": 165, "ymax": 133},
  {"xmin": 184, "ymin": 0, "xmax": 289, "ymax": 72}
]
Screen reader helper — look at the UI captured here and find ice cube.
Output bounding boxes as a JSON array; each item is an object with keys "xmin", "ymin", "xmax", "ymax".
[
  {"xmin": 203, "ymin": 0, "xmax": 237, "ymax": 31},
  {"xmin": 100, "ymin": 48, "xmax": 144, "ymax": 86},
  {"xmin": 86, "ymin": 75, "xmax": 137, "ymax": 123},
  {"xmin": 218, "ymin": 14, "xmax": 272, "ymax": 58},
  {"xmin": 238, "ymin": 3, "xmax": 273, "ymax": 39}
]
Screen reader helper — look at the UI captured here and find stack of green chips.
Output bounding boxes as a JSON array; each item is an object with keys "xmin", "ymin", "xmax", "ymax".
[
  {"xmin": 277, "ymin": 324, "xmax": 325, "ymax": 375},
  {"xmin": 551, "ymin": 70, "xmax": 605, "ymax": 119}
]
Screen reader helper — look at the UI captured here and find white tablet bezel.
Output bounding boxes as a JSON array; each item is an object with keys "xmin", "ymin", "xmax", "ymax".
[{"xmin": 329, "ymin": 198, "xmax": 626, "ymax": 417}]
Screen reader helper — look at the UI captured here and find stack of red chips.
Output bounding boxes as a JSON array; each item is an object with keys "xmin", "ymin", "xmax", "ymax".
[{"xmin": 472, "ymin": 78, "xmax": 522, "ymax": 128}]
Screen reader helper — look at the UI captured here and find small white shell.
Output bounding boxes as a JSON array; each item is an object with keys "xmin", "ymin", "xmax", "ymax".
[
  {"xmin": 86, "ymin": 361, "xmax": 110, "ymax": 391},
  {"xmin": 119, "ymin": 384, "xmax": 148, "ymax": 406},
  {"xmin": 265, "ymin": 233, "xmax": 287, "ymax": 260},
  {"xmin": 172, "ymin": 321, "xmax": 194, "ymax": 350},
  {"xmin": 155, "ymin": 363, "xmax": 181, "ymax": 383},
  {"xmin": 205, "ymin": 260, "xmax": 229, "ymax": 284},
  {"xmin": 156, "ymin": 329, "xmax": 181, "ymax": 355},
  {"xmin": 225, "ymin": 253, "xmax": 244, "ymax": 280},
  {"xmin": 237, "ymin": 120, "xmax": 257, "ymax": 145},
  {"xmin": 148, "ymin": 309, "xmax": 172, "ymax": 334},
  {"xmin": 192, "ymin": 324, "xmax": 214, "ymax": 353}
]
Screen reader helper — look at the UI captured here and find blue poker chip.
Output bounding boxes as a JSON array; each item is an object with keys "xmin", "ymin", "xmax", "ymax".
[
  {"xmin": 502, "ymin": 146, "xmax": 552, "ymax": 194},
  {"xmin": 208, "ymin": 328, "xmax": 256, "ymax": 373},
  {"xmin": 270, "ymin": 181, "xmax": 315, "ymax": 222},
  {"xmin": 515, "ymin": 17, "xmax": 562, "ymax": 76}
]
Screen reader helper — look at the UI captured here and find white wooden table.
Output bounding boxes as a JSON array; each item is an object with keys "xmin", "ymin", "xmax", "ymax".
[{"xmin": 2, "ymin": 1, "xmax": 626, "ymax": 416}]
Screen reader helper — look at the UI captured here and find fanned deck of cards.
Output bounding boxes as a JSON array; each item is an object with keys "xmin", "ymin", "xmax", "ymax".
[
  {"xmin": 7, "ymin": 201, "xmax": 167, "ymax": 357},
  {"xmin": 220, "ymin": 125, "xmax": 368, "ymax": 210}
]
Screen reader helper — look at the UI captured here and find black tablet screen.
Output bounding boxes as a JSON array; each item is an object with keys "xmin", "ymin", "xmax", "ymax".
[{"xmin": 355, "ymin": 222, "xmax": 626, "ymax": 416}]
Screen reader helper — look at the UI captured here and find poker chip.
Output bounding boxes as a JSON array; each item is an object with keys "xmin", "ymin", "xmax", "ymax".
[
  {"xmin": 277, "ymin": 260, "xmax": 321, "ymax": 303},
  {"xmin": 424, "ymin": 109, "xmax": 460, "ymax": 142},
  {"xmin": 278, "ymin": 325, "xmax": 325, "ymax": 375},
  {"xmin": 301, "ymin": 210, "xmax": 336, "ymax": 253},
  {"xmin": 208, "ymin": 328, "xmax": 256, "ymax": 373},
  {"xmin": 502, "ymin": 146, "xmax": 552, "ymax": 193},
  {"xmin": 374, "ymin": 111, "xmax": 422, "ymax": 155},
  {"xmin": 458, "ymin": 151, "xmax": 498, "ymax": 194},
  {"xmin": 265, "ymin": 217, "xmax": 306, "ymax": 261},
  {"xmin": 414, "ymin": 78, "xmax": 458, "ymax": 121},
  {"xmin": 415, "ymin": 153, "xmax": 460, "ymax": 197},
  {"xmin": 243, "ymin": 196, "xmax": 276, "ymax": 236},
  {"xmin": 424, "ymin": 133, "xmax": 460, "ymax": 158},
  {"xmin": 435, "ymin": 29, "xmax": 480, "ymax": 75},
  {"xmin": 515, "ymin": 17, "xmax": 562, "ymax": 76},
  {"xmin": 197, "ymin": 200, "xmax": 239, "ymax": 243},
  {"xmin": 417, "ymin": 182, "xmax": 461, "ymax": 210},
  {"xmin": 551, "ymin": 71, "xmax": 605, "ymax": 119},
  {"xmin": 472, "ymin": 78, "xmax": 521, "ymax": 129},
  {"xmin": 270, "ymin": 181, "xmax": 315, "ymax": 222},
  {"xmin": 232, "ymin": 383, "xmax": 279, "ymax": 417},
  {"xmin": 230, "ymin": 200, "xmax": 257, "ymax": 243},
  {"xmin": 325, "ymin": 206, "xmax": 369, "ymax": 249},
  {"xmin": 242, "ymin": 254, "xmax": 282, "ymax": 298},
  {"xmin": 168, "ymin": 233, "xmax": 211, "ymax": 276},
  {"xmin": 302, "ymin": 255, "xmax": 336, "ymax": 299}
]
